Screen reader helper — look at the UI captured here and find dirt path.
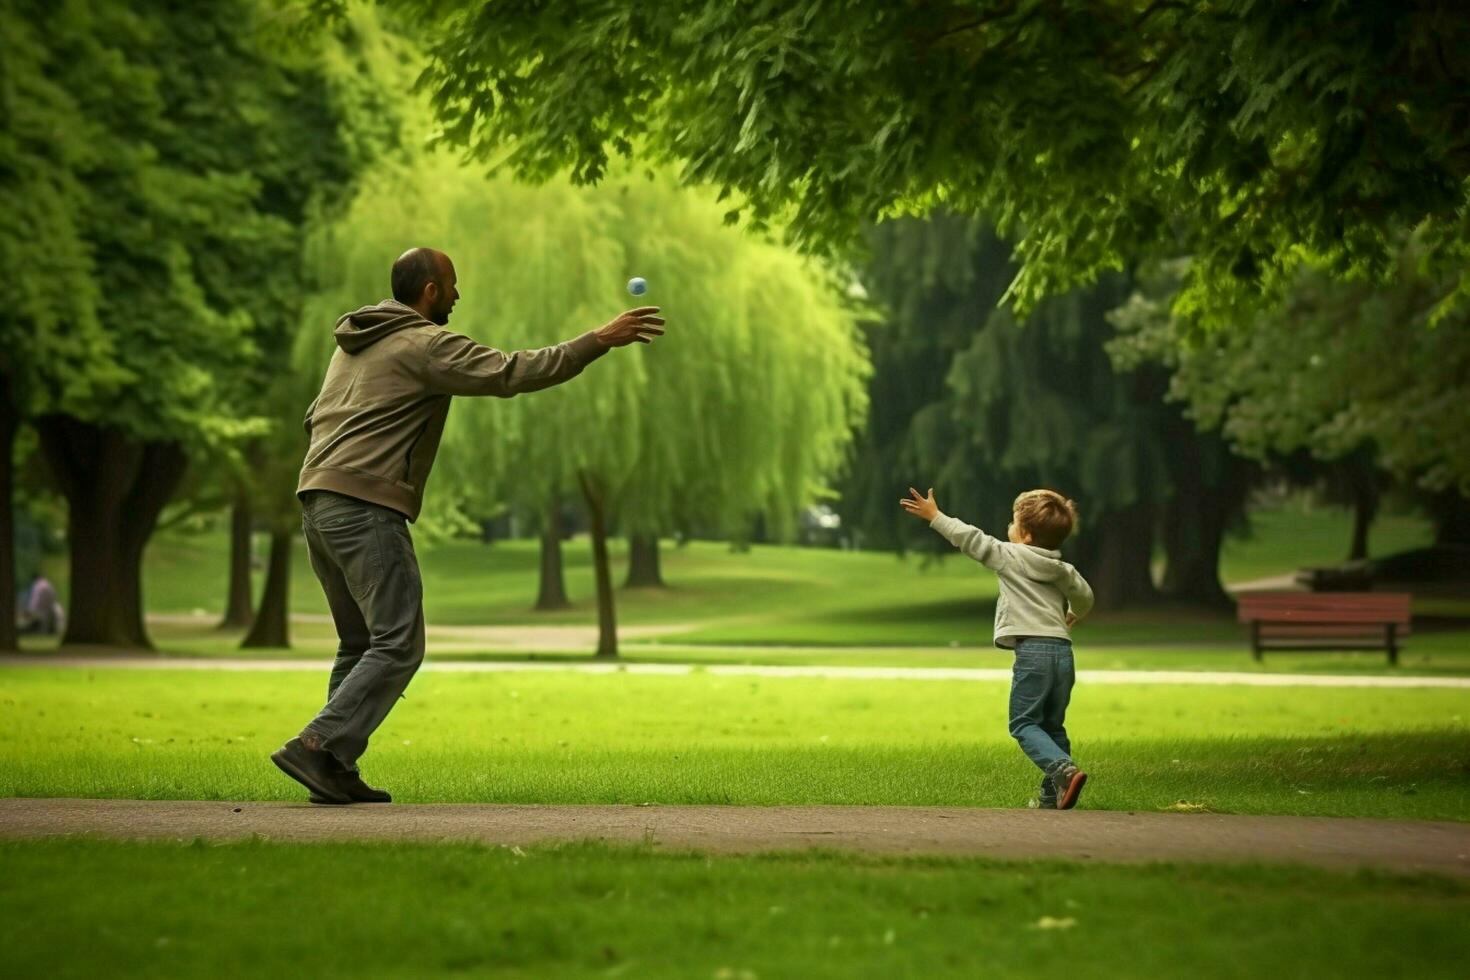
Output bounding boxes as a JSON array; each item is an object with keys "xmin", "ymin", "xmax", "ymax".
[
  {"xmin": 4, "ymin": 653, "xmax": 1467, "ymax": 688},
  {"xmin": 2, "ymin": 798, "xmax": 1465, "ymax": 877}
]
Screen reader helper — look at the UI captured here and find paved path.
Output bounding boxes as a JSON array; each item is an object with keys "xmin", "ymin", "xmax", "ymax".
[
  {"xmin": 147, "ymin": 614, "xmax": 695, "ymax": 652},
  {"xmin": 4, "ymin": 654, "xmax": 1467, "ymax": 688},
  {"xmin": 2, "ymin": 799, "xmax": 1466, "ymax": 877}
]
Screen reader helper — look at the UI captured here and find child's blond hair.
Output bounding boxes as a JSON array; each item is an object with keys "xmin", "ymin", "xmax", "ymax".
[{"xmin": 1012, "ymin": 489, "xmax": 1078, "ymax": 549}]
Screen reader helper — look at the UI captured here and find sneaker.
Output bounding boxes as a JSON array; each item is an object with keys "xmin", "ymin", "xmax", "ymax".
[
  {"xmin": 1049, "ymin": 762, "xmax": 1088, "ymax": 810},
  {"xmin": 310, "ymin": 771, "xmax": 392, "ymax": 805},
  {"xmin": 271, "ymin": 736, "xmax": 350, "ymax": 804},
  {"xmin": 1028, "ymin": 797, "xmax": 1058, "ymax": 810}
]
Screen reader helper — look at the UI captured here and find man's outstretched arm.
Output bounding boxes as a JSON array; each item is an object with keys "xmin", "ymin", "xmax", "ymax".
[{"xmin": 425, "ymin": 307, "xmax": 665, "ymax": 397}]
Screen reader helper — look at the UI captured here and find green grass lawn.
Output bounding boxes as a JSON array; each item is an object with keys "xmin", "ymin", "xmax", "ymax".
[
  {"xmin": 23, "ymin": 499, "xmax": 1467, "ymax": 663},
  {"xmin": 2, "ymin": 839, "xmax": 1465, "ymax": 979},
  {"xmin": 2, "ymin": 668, "xmax": 1466, "ymax": 819},
  {"xmin": 28, "ymin": 616, "xmax": 1459, "ymax": 675}
]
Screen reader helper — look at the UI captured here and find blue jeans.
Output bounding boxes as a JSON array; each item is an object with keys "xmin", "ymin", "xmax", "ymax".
[{"xmin": 1008, "ymin": 637, "xmax": 1075, "ymax": 802}]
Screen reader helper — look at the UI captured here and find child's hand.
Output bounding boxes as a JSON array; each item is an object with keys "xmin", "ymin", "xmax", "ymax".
[{"xmin": 900, "ymin": 486, "xmax": 940, "ymax": 522}]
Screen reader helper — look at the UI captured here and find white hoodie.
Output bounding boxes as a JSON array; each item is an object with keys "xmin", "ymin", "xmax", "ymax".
[{"xmin": 929, "ymin": 512, "xmax": 1095, "ymax": 648}]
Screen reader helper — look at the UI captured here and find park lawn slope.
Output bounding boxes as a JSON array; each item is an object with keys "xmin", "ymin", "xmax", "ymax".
[
  {"xmin": 2, "ymin": 668, "xmax": 1466, "ymax": 820},
  {"xmin": 2, "ymin": 839, "xmax": 1465, "ymax": 979},
  {"xmin": 27, "ymin": 503, "xmax": 1445, "ymax": 647},
  {"xmin": 36, "ymin": 616, "xmax": 1461, "ymax": 674}
]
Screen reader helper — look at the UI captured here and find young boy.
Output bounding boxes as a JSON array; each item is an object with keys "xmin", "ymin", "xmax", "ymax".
[{"xmin": 900, "ymin": 486, "xmax": 1094, "ymax": 809}]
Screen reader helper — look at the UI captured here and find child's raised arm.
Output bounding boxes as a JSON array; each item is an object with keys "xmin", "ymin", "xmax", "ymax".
[{"xmin": 901, "ymin": 487, "xmax": 1007, "ymax": 571}]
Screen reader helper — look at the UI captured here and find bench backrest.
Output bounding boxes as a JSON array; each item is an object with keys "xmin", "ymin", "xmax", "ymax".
[{"xmin": 1236, "ymin": 592, "xmax": 1412, "ymax": 626}]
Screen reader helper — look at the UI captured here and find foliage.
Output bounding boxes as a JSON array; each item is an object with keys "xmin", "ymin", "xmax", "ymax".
[
  {"xmin": 1108, "ymin": 242, "xmax": 1470, "ymax": 494},
  {"xmin": 297, "ymin": 150, "xmax": 869, "ymax": 542},
  {"xmin": 372, "ymin": 0, "xmax": 1470, "ymax": 327}
]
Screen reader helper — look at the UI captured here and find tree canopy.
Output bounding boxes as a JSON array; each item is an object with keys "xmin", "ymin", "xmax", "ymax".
[
  {"xmin": 1109, "ymin": 242, "xmax": 1470, "ymax": 496},
  {"xmin": 0, "ymin": 0, "xmax": 366, "ymax": 647},
  {"xmin": 297, "ymin": 152, "xmax": 869, "ymax": 542},
  {"xmin": 375, "ymin": 0, "xmax": 1470, "ymax": 326}
]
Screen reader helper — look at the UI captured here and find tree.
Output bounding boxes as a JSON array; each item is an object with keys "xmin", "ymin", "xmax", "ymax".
[
  {"xmin": 299, "ymin": 152, "xmax": 869, "ymax": 655},
  {"xmin": 383, "ymin": 0, "xmax": 1470, "ymax": 328},
  {"xmin": 1108, "ymin": 242, "xmax": 1470, "ymax": 500},
  {"xmin": 841, "ymin": 214, "xmax": 1254, "ymax": 608},
  {"xmin": 11, "ymin": 0, "xmax": 357, "ymax": 649},
  {"xmin": 0, "ymin": 1, "xmax": 122, "ymax": 650}
]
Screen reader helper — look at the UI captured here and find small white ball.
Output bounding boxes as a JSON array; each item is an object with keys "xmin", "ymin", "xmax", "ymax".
[{"xmin": 627, "ymin": 277, "xmax": 647, "ymax": 296}]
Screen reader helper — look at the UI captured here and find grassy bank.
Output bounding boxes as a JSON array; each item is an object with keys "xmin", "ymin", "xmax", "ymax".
[
  {"xmin": 3, "ymin": 668, "xmax": 1465, "ymax": 819},
  {"xmin": 2, "ymin": 840, "xmax": 1465, "ymax": 979}
]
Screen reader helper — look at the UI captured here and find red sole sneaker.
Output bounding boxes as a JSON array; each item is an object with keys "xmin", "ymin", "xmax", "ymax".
[{"xmin": 1056, "ymin": 770, "xmax": 1088, "ymax": 810}]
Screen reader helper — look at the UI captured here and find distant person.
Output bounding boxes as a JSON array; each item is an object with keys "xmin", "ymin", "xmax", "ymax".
[
  {"xmin": 901, "ymin": 487, "xmax": 1095, "ymax": 809},
  {"xmin": 20, "ymin": 573, "xmax": 63, "ymax": 636},
  {"xmin": 271, "ymin": 247, "xmax": 664, "ymax": 805}
]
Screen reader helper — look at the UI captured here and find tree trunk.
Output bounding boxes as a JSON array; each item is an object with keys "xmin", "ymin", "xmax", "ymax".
[
  {"xmin": 579, "ymin": 471, "xmax": 617, "ymax": 658},
  {"xmin": 35, "ymin": 417, "xmax": 188, "ymax": 649},
  {"xmin": 0, "ymin": 379, "xmax": 16, "ymax": 652},
  {"xmin": 534, "ymin": 488, "xmax": 570, "ymax": 611},
  {"xmin": 624, "ymin": 533, "xmax": 664, "ymax": 588},
  {"xmin": 218, "ymin": 489, "xmax": 255, "ymax": 628},
  {"xmin": 241, "ymin": 526, "xmax": 291, "ymax": 648},
  {"xmin": 36, "ymin": 420, "xmax": 189, "ymax": 647},
  {"xmin": 1426, "ymin": 489, "xmax": 1470, "ymax": 546},
  {"xmin": 1348, "ymin": 479, "xmax": 1378, "ymax": 562},
  {"xmin": 1079, "ymin": 502, "xmax": 1158, "ymax": 611},
  {"xmin": 1157, "ymin": 429, "xmax": 1251, "ymax": 607}
]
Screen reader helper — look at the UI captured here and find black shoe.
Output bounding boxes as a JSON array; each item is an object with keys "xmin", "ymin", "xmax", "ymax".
[
  {"xmin": 310, "ymin": 770, "xmax": 392, "ymax": 805},
  {"xmin": 271, "ymin": 737, "xmax": 350, "ymax": 804},
  {"xmin": 1049, "ymin": 762, "xmax": 1088, "ymax": 810}
]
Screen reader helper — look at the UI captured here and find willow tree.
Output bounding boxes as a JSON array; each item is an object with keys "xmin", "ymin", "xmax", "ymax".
[{"xmin": 300, "ymin": 151, "xmax": 868, "ymax": 656}]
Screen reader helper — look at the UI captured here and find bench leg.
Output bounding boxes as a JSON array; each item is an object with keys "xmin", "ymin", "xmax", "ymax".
[
  {"xmin": 1250, "ymin": 621, "xmax": 1262, "ymax": 662},
  {"xmin": 1386, "ymin": 623, "xmax": 1398, "ymax": 666}
]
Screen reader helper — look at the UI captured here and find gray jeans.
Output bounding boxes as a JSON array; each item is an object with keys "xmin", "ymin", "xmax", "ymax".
[
  {"xmin": 299, "ymin": 490, "xmax": 425, "ymax": 768},
  {"xmin": 1007, "ymin": 636, "xmax": 1076, "ymax": 802}
]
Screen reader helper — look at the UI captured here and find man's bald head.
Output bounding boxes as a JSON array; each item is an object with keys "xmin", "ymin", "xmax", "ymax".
[{"xmin": 391, "ymin": 247, "xmax": 458, "ymax": 325}]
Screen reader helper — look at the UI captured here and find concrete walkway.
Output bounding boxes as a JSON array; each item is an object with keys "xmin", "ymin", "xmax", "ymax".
[
  {"xmin": 2, "ymin": 798, "xmax": 1466, "ymax": 877},
  {"xmin": 4, "ymin": 653, "xmax": 1468, "ymax": 688}
]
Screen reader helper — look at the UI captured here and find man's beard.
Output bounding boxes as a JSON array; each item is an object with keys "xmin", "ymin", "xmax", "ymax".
[{"xmin": 430, "ymin": 304, "xmax": 451, "ymax": 325}]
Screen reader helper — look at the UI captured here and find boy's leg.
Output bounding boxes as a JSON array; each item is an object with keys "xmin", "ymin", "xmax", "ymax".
[
  {"xmin": 1043, "ymin": 649, "xmax": 1086, "ymax": 809},
  {"xmin": 1008, "ymin": 644, "xmax": 1070, "ymax": 778},
  {"xmin": 1042, "ymin": 648, "xmax": 1076, "ymax": 760}
]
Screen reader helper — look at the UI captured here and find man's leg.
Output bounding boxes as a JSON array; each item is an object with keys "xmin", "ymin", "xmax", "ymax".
[
  {"xmin": 300, "ymin": 504, "xmax": 425, "ymax": 769},
  {"xmin": 303, "ymin": 519, "xmax": 371, "ymax": 775}
]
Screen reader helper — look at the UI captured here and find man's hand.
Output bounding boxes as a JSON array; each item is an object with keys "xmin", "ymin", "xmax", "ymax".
[
  {"xmin": 899, "ymin": 486, "xmax": 940, "ymax": 522},
  {"xmin": 1065, "ymin": 612, "xmax": 1078, "ymax": 629},
  {"xmin": 595, "ymin": 307, "xmax": 665, "ymax": 347}
]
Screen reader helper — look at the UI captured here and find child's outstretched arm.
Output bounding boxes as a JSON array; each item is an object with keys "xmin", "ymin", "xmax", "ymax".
[{"xmin": 900, "ymin": 487, "xmax": 1008, "ymax": 571}]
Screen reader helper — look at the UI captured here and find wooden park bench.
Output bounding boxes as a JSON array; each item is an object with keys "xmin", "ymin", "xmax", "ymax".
[{"xmin": 1235, "ymin": 592, "xmax": 1412, "ymax": 665}]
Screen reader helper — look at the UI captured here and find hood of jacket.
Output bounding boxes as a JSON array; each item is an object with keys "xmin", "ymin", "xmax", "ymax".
[
  {"xmin": 1007, "ymin": 542, "xmax": 1074, "ymax": 582},
  {"xmin": 333, "ymin": 299, "xmax": 430, "ymax": 354}
]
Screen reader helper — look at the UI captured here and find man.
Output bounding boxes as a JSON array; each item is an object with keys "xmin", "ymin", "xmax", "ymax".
[
  {"xmin": 19, "ymin": 573, "xmax": 63, "ymax": 635},
  {"xmin": 271, "ymin": 247, "xmax": 664, "ymax": 804}
]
